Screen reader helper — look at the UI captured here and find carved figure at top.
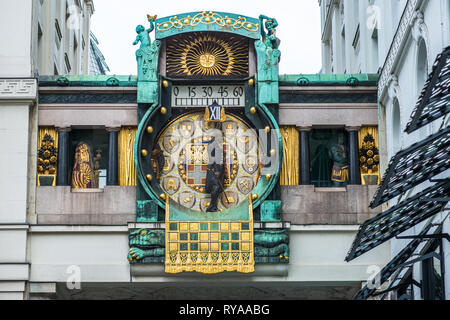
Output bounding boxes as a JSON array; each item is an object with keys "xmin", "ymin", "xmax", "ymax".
[
  {"xmin": 259, "ymin": 14, "xmax": 280, "ymax": 50},
  {"xmin": 255, "ymin": 15, "xmax": 281, "ymax": 84},
  {"xmin": 133, "ymin": 15, "xmax": 156, "ymax": 49}
]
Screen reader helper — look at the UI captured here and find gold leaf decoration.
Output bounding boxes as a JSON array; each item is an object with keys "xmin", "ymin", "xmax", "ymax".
[
  {"xmin": 157, "ymin": 11, "xmax": 259, "ymax": 32},
  {"xmin": 166, "ymin": 32, "xmax": 249, "ymax": 77}
]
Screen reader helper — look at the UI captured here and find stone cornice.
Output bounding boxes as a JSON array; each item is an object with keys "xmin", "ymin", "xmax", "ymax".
[{"xmin": 0, "ymin": 79, "xmax": 37, "ymax": 101}]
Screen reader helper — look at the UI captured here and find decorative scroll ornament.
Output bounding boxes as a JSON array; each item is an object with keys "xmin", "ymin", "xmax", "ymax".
[{"xmin": 157, "ymin": 11, "xmax": 259, "ymax": 32}]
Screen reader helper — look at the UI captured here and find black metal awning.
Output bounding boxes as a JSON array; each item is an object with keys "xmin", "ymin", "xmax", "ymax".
[
  {"xmin": 346, "ymin": 181, "xmax": 450, "ymax": 262},
  {"xmin": 405, "ymin": 46, "xmax": 450, "ymax": 134},
  {"xmin": 369, "ymin": 127, "xmax": 450, "ymax": 209},
  {"xmin": 354, "ymin": 221, "xmax": 436, "ymax": 300}
]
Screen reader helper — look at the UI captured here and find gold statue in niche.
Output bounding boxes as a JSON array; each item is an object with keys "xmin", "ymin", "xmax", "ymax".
[{"xmin": 72, "ymin": 142, "xmax": 94, "ymax": 189}]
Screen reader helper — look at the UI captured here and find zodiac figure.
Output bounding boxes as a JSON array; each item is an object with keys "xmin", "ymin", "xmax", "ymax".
[{"xmin": 71, "ymin": 142, "xmax": 94, "ymax": 189}]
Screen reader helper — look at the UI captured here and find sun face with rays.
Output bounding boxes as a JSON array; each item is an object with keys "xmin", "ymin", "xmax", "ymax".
[{"xmin": 166, "ymin": 32, "xmax": 249, "ymax": 77}]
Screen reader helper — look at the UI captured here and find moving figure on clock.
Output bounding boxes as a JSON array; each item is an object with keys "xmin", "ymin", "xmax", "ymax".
[{"xmin": 205, "ymin": 136, "xmax": 225, "ymax": 212}]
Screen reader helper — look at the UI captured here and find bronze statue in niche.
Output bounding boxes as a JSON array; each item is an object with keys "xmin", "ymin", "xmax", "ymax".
[
  {"xmin": 329, "ymin": 135, "xmax": 349, "ymax": 186},
  {"xmin": 72, "ymin": 142, "xmax": 94, "ymax": 189}
]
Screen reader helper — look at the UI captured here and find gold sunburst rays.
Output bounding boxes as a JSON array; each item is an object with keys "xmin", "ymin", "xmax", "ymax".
[{"xmin": 166, "ymin": 32, "xmax": 249, "ymax": 77}]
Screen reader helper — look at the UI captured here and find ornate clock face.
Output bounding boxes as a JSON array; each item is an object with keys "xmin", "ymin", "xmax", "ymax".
[{"xmin": 153, "ymin": 112, "xmax": 261, "ymax": 212}]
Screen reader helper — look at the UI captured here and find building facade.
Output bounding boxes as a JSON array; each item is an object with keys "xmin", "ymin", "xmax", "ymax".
[
  {"xmin": 0, "ymin": 6, "xmax": 392, "ymax": 300},
  {"xmin": 319, "ymin": 0, "xmax": 450, "ymax": 300}
]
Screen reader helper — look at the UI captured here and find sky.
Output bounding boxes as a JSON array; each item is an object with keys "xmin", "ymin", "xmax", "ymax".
[{"xmin": 90, "ymin": 0, "xmax": 323, "ymax": 76}]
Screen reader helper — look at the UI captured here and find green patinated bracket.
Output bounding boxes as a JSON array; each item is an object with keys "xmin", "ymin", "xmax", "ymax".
[
  {"xmin": 255, "ymin": 40, "xmax": 280, "ymax": 104},
  {"xmin": 128, "ymin": 228, "xmax": 289, "ymax": 264},
  {"xmin": 136, "ymin": 39, "xmax": 161, "ymax": 103}
]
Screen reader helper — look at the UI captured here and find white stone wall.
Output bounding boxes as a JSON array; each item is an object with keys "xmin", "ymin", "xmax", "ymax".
[
  {"xmin": 32, "ymin": 0, "xmax": 94, "ymax": 75},
  {"xmin": 0, "ymin": 79, "xmax": 37, "ymax": 299},
  {"xmin": 0, "ymin": 0, "xmax": 33, "ymax": 77},
  {"xmin": 320, "ymin": 0, "xmax": 450, "ymax": 300}
]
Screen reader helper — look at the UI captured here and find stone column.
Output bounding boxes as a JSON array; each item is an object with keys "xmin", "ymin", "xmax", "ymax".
[
  {"xmin": 298, "ymin": 126, "xmax": 312, "ymax": 185},
  {"xmin": 346, "ymin": 126, "xmax": 361, "ymax": 185},
  {"xmin": 56, "ymin": 127, "xmax": 71, "ymax": 186},
  {"xmin": 107, "ymin": 127, "xmax": 120, "ymax": 186},
  {"xmin": 0, "ymin": 78, "xmax": 37, "ymax": 299}
]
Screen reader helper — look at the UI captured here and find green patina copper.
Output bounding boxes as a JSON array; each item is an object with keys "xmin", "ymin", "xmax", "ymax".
[
  {"xmin": 134, "ymin": 18, "xmax": 160, "ymax": 103},
  {"xmin": 278, "ymin": 73, "xmax": 379, "ymax": 86},
  {"xmin": 128, "ymin": 228, "xmax": 289, "ymax": 264},
  {"xmin": 128, "ymin": 229, "xmax": 165, "ymax": 263},
  {"xmin": 39, "ymin": 75, "xmax": 138, "ymax": 87},
  {"xmin": 260, "ymin": 200, "xmax": 282, "ymax": 222},
  {"xmin": 255, "ymin": 15, "xmax": 281, "ymax": 104},
  {"xmin": 155, "ymin": 11, "xmax": 260, "ymax": 40}
]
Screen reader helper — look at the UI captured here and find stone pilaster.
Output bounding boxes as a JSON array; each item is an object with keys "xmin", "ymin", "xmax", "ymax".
[
  {"xmin": 297, "ymin": 126, "xmax": 312, "ymax": 185},
  {"xmin": 0, "ymin": 78, "xmax": 37, "ymax": 300},
  {"xmin": 106, "ymin": 127, "xmax": 120, "ymax": 186},
  {"xmin": 56, "ymin": 127, "xmax": 71, "ymax": 186},
  {"xmin": 346, "ymin": 126, "xmax": 361, "ymax": 185}
]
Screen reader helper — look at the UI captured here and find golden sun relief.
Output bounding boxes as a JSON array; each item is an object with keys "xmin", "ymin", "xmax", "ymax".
[{"xmin": 166, "ymin": 32, "xmax": 249, "ymax": 77}]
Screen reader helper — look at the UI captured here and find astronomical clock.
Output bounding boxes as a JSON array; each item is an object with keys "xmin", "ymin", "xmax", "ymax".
[{"xmin": 129, "ymin": 11, "xmax": 289, "ymax": 274}]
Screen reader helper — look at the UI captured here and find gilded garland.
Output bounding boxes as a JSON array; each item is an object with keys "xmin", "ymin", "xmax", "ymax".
[
  {"xmin": 359, "ymin": 134, "xmax": 380, "ymax": 173},
  {"xmin": 37, "ymin": 134, "xmax": 57, "ymax": 175},
  {"xmin": 166, "ymin": 32, "xmax": 249, "ymax": 77},
  {"xmin": 157, "ymin": 11, "xmax": 259, "ymax": 32}
]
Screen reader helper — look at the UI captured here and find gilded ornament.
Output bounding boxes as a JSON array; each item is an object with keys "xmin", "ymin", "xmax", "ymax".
[
  {"xmin": 146, "ymin": 174, "xmax": 153, "ymax": 181},
  {"xmin": 146, "ymin": 126, "xmax": 154, "ymax": 134},
  {"xmin": 141, "ymin": 149, "xmax": 149, "ymax": 157},
  {"xmin": 157, "ymin": 11, "xmax": 258, "ymax": 32},
  {"xmin": 248, "ymin": 78, "xmax": 255, "ymax": 86},
  {"xmin": 160, "ymin": 193, "xmax": 167, "ymax": 200},
  {"xmin": 71, "ymin": 142, "xmax": 94, "ymax": 189},
  {"xmin": 265, "ymin": 174, "xmax": 272, "ymax": 180},
  {"xmin": 270, "ymin": 149, "xmax": 276, "ymax": 156},
  {"xmin": 166, "ymin": 32, "xmax": 248, "ymax": 77},
  {"xmin": 160, "ymin": 106, "xmax": 167, "ymax": 114},
  {"xmin": 162, "ymin": 80, "xmax": 169, "ymax": 88},
  {"xmin": 251, "ymin": 193, "xmax": 258, "ymax": 201},
  {"xmin": 265, "ymin": 126, "xmax": 271, "ymax": 133},
  {"xmin": 250, "ymin": 107, "xmax": 257, "ymax": 114}
]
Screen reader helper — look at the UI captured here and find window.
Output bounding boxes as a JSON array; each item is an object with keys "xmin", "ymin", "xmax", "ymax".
[
  {"xmin": 69, "ymin": 129, "xmax": 109, "ymax": 189},
  {"xmin": 310, "ymin": 129, "xmax": 349, "ymax": 187},
  {"xmin": 421, "ymin": 240, "xmax": 445, "ymax": 300},
  {"xmin": 394, "ymin": 270, "xmax": 415, "ymax": 300},
  {"xmin": 392, "ymin": 98, "xmax": 401, "ymax": 155},
  {"xmin": 416, "ymin": 39, "xmax": 428, "ymax": 98}
]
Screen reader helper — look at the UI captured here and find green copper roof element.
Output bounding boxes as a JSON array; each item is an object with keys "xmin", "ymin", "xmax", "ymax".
[
  {"xmin": 155, "ymin": 11, "xmax": 260, "ymax": 39},
  {"xmin": 39, "ymin": 75, "xmax": 138, "ymax": 87},
  {"xmin": 279, "ymin": 74, "xmax": 379, "ymax": 86}
]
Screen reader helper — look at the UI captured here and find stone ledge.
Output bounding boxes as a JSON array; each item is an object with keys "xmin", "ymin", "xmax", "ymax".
[
  {"xmin": 281, "ymin": 185, "xmax": 381, "ymax": 225},
  {"xmin": 36, "ymin": 186, "xmax": 136, "ymax": 224}
]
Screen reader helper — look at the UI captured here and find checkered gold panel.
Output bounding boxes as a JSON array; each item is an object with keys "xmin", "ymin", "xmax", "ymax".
[{"xmin": 164, "ymin": 196, "xmax": 255, "ymax": 274}]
